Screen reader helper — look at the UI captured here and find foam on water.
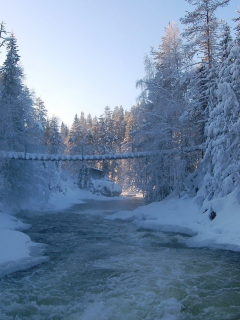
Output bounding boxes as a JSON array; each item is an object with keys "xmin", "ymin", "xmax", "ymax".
[{"xmin": 1, "ymin": 199, "xmax": 240, "ymax": 319}]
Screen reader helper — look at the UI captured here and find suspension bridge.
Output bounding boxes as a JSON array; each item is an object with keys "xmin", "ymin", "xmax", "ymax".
[{"xmin": 0, "ymin": 145, "xmax": 204, "ymax": 161}]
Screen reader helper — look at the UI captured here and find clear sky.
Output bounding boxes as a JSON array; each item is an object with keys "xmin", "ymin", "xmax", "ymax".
[{"xmin": 0, "ymin": 0, "xmax": 239, "ymax": 126}]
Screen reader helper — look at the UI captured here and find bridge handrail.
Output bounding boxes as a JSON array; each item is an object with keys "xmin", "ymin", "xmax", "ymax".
[{"xmin": 0, "ymin": 144, "xmax": 205, "ymax": 161}]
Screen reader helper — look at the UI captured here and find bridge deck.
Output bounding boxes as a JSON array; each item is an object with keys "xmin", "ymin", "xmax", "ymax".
[
  {"xmin": 0, "ymin": 146, "xmax": 204, "ymax": 161},
  {"xmin": 0, "ymin": 151, "xmax": 158, "ymax": 161}
]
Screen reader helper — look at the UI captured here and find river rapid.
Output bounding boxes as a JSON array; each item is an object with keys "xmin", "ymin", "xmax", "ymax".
[{"xmin": 1, "ymin": 197, "xmax": 240, "ymax": 319}]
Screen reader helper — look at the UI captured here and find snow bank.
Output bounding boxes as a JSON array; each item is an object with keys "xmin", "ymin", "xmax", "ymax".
[
  {"xmin": 0, "ymin": 211, "xmax": 47, "ymax": 278},
  {"xmin": 45, "ymin": 186, "xmax": 124, "ymax": 212},
  {"xmin": 41, "ymin": 172, "xmax": 124, "ymax": 212},
  {"xmin": 107, "ymin": 190, "xmax": 240, "ymax": 252},
  {"xmin": 90, "ymin": 178, "xmax": 122, "ymax": 197},
  {"xmin": 0, "ymin": 173, "xmax": 124, "ymax": 277}
]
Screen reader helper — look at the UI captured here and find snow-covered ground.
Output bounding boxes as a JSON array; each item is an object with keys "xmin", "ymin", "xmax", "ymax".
[
  {"xmin": 0, "ymin": 210, "xmax": 48, "ymax": 278},
  {"xmin": 0, "ymin": 177, "xmax": 124, "ymax": 278},
  {"xmin": 107, "ymin": 189, "xmax": 240, "ymax": 252},
  {"xmin": 2, "ymin": 177, "xmax": 240, "ymax": 278}
]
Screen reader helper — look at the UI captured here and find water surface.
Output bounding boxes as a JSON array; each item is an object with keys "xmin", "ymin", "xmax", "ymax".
[{"xmin": 1, "ymin": 198, "xmax": 240, "ymax": 319}]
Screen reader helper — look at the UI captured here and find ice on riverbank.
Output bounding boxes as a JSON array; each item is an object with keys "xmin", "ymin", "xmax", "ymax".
[
  {"xmin": 107, "ymin": 190, "xmax": 240, "ymax": 252},
  {"xmin": 0, "ymin": 211, "xmax": 48, "ymax": 278},
  {"xmin": 0, "ymin": 178, "xmax": 124, "ymax": 277},
  {"xmin": 3, "ymin": 171, "xmax": 240, "ymax": 278}
]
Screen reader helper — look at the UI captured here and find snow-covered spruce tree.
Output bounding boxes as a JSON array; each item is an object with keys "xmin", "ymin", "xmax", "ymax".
[
  {"xmin": 198, "ymin": 15, "xmax": 240, "ymax": 202},
  {"xmin": 108, "ymin": 106, "xmax": 125, "ymax": 183},
  {"xmin": 45, "ymin": 115, "xmax": 63, "ymax": 193},
  {"xmin": 29, "ymin": 96, "xmax": 48, "ymax": 147},
  {"xmin": 68, "ymin": 114, "xmax": 83, "ymax": 155},
  {"xmin": 0, "ymin": 35, "xmax": 28, "ymax": 205},
  {"xmin": 48, "ymin": 115, "xmax": 62, "ymax": 154},
  {"xmin": 0, "ymin": 35, "xmax": 27, "ymax": 151},
  {"xmin": 0, "ymin": 35, "xmax": 50, "ymax": 206},
  {"xmin": 120, "ymin": 106, "xmax": 141, "ymax": 191},
  {"xmin": 61, "ymin": 121, "xmax": 69, "ymax": 146},
  {"xmin": 218, "ymin": 22, "xmax": 233, "ymax": 63},
  {"xmin": 112, "ymin": 106, "xmax": 125, "ymax": 153},
  {"xmin": 93, "ymin": 107, "xmax": 116, "ymax": 179}
]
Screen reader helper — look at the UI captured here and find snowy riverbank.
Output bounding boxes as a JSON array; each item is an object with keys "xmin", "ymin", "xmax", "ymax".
[
  {"xmin": 107, "ymin": 190, "xmax": 240, "ymax": 252},
  {"xmin": 2, "ymin": 185, "xmax": 240, "ymax": 278},
  {"xmin": 0, "ymin": 210, "xmax": 48, "ymax": 278},
  {"xmin": 0, "ymin": 183, "xmax": 125, "ymax": 278}
]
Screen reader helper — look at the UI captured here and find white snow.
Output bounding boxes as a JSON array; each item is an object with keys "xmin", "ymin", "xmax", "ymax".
[
  {"xmin": 3, "ymin": 168, "xmax": 240, "ymax": 278},
  {"xmin": 0, "ymin": 211, "xmax": 48, "ymax": 278},
  {"xmin": 107, "ymin": 190, "xmax": 240, "ymax": 252},
  {"xmin": 90, "ymin": 178, "xmax": 122, "ymax": 197},
  {"xmin": 0, "ymin": 174, "xmax": 124, "ymax": 277}
]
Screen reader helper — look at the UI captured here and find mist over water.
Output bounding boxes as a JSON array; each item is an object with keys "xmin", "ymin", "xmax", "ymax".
[{"xmin": 1, "ymin": 198, "xmax": 240, "ymax": 319}]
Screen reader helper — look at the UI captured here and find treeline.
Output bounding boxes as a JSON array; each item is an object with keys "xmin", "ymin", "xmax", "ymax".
[
  {"xmin": 0, "ymin": 25, "xmax": 71, "ymax": 207},
  {"xmin": 0, "ymin": 25, "xmax": 138, "ymax": 207},
  {"xmin": 132, "ymin": 0, "xmax": 240, "ymax": 203}
]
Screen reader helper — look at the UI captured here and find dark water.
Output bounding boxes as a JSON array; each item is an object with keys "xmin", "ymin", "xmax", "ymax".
[{"xmin": 1, "ymin": 198, "xmax": 240, "ymax": 319}]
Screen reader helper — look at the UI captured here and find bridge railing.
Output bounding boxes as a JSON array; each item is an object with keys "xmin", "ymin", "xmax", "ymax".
[{"xmin": 0, "ymin": 143, "xmax": 205, "ymax": 161}]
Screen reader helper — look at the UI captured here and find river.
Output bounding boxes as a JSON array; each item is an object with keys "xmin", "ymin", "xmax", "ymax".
[{"xmin": 1, "ymin": 197, "xmax": 240, "ymax": 319}]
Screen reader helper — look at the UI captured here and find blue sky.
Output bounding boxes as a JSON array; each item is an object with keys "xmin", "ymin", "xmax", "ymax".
[{"xmin": 0, "ymin": 0, "xmax": 239, "ymax": 126}]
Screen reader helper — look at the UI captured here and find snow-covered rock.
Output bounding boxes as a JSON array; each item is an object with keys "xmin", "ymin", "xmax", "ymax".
[{"xmin": 90, "ymin": 178, "xmax": 122, "ymax": 197}]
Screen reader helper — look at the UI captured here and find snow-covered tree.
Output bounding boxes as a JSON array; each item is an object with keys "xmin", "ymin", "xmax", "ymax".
[
  {"xmin": 218, "ymin": 22, "xmax": 233, "ymax": 63},
  {"xmin": 68, "ymin": 114, "xmax": 83, "ymax": 155},
  {"xmin": 181, "ymin": 0, "xmax": 230, "ymax": 68},
  {"xmin": 0, "ymin": 34, "xmax": 27, "ymax": 151},
  {"xmin": 233, "ymin": 6, "xmax": 240, "ymax": 42},
  {"xmin": 49, "ymin": 116, "xmax": 62, "ymax": 154},
  {"xmin": 199, "ymin": 19, "xmax": 240, "ymax": 201},
  {"xmin": 180, "ymin": 1, "xmax": 230, "ymax": 172},
  {"xmin": 61, "ymin": 121, "xmax": 69, "ymax": 146},
  {"xmin": 134, "ymin": 23, "xmax": 190, "ymax": 201},
  {"xmin": 0, "ymin": 33, "xmax": 50, "ymax": 206},
  {"xmin": 33, "ymin": 97, "xmax": 48, "ymax": 129}
]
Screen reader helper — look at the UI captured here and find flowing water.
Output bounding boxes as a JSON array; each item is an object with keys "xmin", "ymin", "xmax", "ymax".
[{"xmin": 1, "ymin": 198, "xmax": 240, "ymax": 319}]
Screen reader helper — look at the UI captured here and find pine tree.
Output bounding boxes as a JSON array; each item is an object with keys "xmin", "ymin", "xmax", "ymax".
[{"xmin": 181, "ymin": 0, "xmax": 230, "ymax": 68}]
